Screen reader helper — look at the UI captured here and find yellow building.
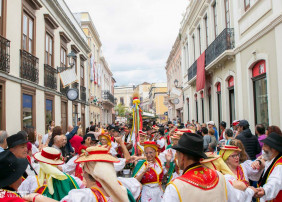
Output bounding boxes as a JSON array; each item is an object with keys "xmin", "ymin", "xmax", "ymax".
[{"xmin": 148, "ymin": 83, "xmax": 168, "ymax": 123}]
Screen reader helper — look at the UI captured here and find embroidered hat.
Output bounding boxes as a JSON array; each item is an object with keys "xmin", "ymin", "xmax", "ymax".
[
  {"xmin": 261, "ymin": 132, "xmax": 282, "ymax": 153},
  {"xmin": 0, "ymin": 151, "xmax": 28, "ymax": 188},
  {"xmin": 98, "ymin": 133, "xmax": 112, "ymax": 146},
  {"xmin": 232, "ymin": 120, "xmax": 240, "ymax": 126},
  {"xmin": 143, "ymin": 141, "xmax": 159, "ymax": 152},
  {"xmin": 172, "ymin": 133, "xmax": 207, "ymax": 159},
  {"xmin": 33, "ymin": 147, "xmax": 64, "ymax": 165},
  {"xmin": 219, "ymin": 145, "xmax": 241, "ymax": 161},
  {"xmin": 75, "ymin": 145, "xmax": 120, "ymax": 163},
  {"xmin": 139, "ymin": 130, "xmax": 146, "ymax": 136}
]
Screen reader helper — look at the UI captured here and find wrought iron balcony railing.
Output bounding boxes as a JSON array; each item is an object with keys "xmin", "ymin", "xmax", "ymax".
[
  {"xmin": 44, "ymin": 64, "xmax": 57, "ymax": 90},
  {"xmin": 205, "ymin": 28, "xmax": 234, "ymax": 67},
  {"xmin": 80, "ymin": 86, "xmax": 86, "ymax": 102},
  {"xmin": 20, "ymin": 50, "xmax": 39, "ymax": 83},
  {"xmin": 72, "ymin": 82, "xmax": 79, "ymax": 89},
  {"xmin": 102, "ymin": 90, "xmax": 115, "ymax": 104},
  {"xmin": 188, "ymin": 60, "xmax": 197, "ymax": 81},
  {"xmin": 60, "ymin": 82, "xmax": 69, "ymax": 95},
  {"xmin": 187, "ymin": 28, "xmax": 234, "ymax": 82},
  {"xmin": 0, "ymin": 35, "xmax": 10, "ymax": 73}
]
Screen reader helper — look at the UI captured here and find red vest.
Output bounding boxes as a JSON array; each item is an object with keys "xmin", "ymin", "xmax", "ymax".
[
  {"xmin": 0, "ymin": 189, "xmax": 24, "ymax": 202},
  {"xmin": 175, "ymin": 165, "xmax": 219, "ymax": 190},
  {"xmin": 141, "ymin": 158, "xmax": 164, "ymax": 184}
]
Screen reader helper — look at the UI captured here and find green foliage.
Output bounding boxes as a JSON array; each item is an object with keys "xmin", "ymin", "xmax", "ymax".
[{"xmin": 115, "ymin": 103, "xmax": 129, "ymax": 117}]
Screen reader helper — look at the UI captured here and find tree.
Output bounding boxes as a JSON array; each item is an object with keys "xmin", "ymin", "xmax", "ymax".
[{"xmin": 115, "ymin": 103, "xmax": 129, "ymax": 117}]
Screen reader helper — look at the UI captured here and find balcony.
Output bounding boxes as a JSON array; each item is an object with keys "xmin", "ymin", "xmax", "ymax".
[
  {"xmin": 20, "ymin": 50, "xmax": 39, "ymax": 84},
  {"xmin": 44, "ymin": 64, "xmax": 57, "ymax": 90},
  {"xmin": 102, "ymin": 90, "xmax": 115, "ymax": 106},
  {"xmin": 0, "ymin": 35, "xmax": 10, "ymax": 73},
  {"xmin": 80, "ymin": 86, "xmax": 86, "ymax": 102},
  {"xmin": 72, "ymin": 82, "xmax": 79, "ymax": 89},
  {"xmin": 188, "ymin": 60, "xmax": 197, "ymax": 82},
  {"xmin": 187, "ymin": 28, "xmax": 235, "ymax": 82},
  {"xmin": 205, "ymin": 28, "xmax": 234, "ymax": 67}
]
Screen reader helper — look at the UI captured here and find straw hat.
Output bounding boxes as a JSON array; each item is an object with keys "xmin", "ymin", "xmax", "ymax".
[
  {"xmin": 152, "ymin": 125, "xmax": 159, "ymax": 131},
  {"xmin": 219, "ymin": 145, "xmax": 241, "ymax": 161},
  {"xmin": 75, "ymin": 145, "xmax": 120, "ymax": 163},
  {"xmin": 171, "ymin": 134, "xmax": 181, "ymax": 140},
  {"xmin": 143, "ymin": 141, "xmax": 159, "ymax": 151},
  {"xmin": 200, "ymin": 152, "xmax": 220, "ymax": 164},
  {"xmin": 33, "ymin": 147, "xmax": 64, "ymax": 165},
  {"xmin": 139, "ymin": 130, "xmax": 146, "ymax": 136}
]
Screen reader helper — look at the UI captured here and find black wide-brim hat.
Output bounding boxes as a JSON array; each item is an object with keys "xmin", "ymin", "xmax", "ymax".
[
  {"xmin": 261, "ymin": 132, "xmax": 282, "ymax": 153},
  {"xmin": 6, "ymin": 133, "xmax": 28, "ymax": 148},
  {"xmin": 0, "ymin": 151, "xmax": 28, "ymax": 188},
  {"xmin": 172, "ymin": 133, "xmax": 207, "ymax": 159},
  {"xmin": 81, "ymin": 133, "xmax": 98, "ymax": 144}
]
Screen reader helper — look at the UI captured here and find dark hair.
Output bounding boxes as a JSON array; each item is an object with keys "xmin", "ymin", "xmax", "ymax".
[
  {"xmin": 220, "ymin": 121, "xmax": 226, "ymax": 128},
  {"xmin": 256, "ymin": 124, "xmax": 265, "ymax": 135},
  {"xmin": 90, "ymin": 121, "xmax": 93, "ymax": 124},
  {"xmin": 49, "ymin": 120, "xmax": 52, "ymax": 125},
  {"xmin": 24, "ymin": 127, "xmax": 36, "ymax": 144},
  {"xmin": 225, "ymin": 129, "xmax": 233, "ymax": 138},
  {"xmin": 267, "ymin": 125, "xmax": 282, "ymax": 135},
  {"xmin": 202, "ymin": 127, "xmax": 208, "ymax": 135},
  {"xmin": 89, "ymin": 125, "xmax": 96, "ymax": 132},
  {"xmin": 49, "ymin": 126, "xmax": 63, "ymax": 146},
  {"xmin": 184, "ymin": 153, "xmax": 201, "ymax": 162}
]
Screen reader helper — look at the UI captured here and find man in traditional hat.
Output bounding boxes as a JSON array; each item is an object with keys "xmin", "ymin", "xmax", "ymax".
[
  {"xmin": 7, "ymin": 133, "xmax": 28, "ymax": 158},
  {"xmin": 0, "ymin": 150, "xmax": 28, "ymax": 201},
  {"xmin": 253, "ymin": 132, "xmax": 282, "ymax": 201},
  {"xmin": 162, "ymin": 133, "xmax": 227, "ymax": 202}
]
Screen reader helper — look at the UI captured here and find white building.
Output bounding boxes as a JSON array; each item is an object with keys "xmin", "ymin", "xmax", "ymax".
[
  {"xmin": 180, "ymin": 0, "xmax": 282, "ymax": 130},
  {"xmin": 0, "ymin": 0, "xmax": 90, "ymax": 134}
]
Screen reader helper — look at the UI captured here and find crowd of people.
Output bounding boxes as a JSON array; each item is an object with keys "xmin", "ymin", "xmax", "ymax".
[{"xmin": 0, "ymin": 118, "xmax": 282, "ymax": 202}]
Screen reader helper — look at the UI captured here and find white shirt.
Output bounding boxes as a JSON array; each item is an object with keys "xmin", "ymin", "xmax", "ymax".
[{"xmin": 260, "ymin": 159, "xmax": 282, "ymax": 202}]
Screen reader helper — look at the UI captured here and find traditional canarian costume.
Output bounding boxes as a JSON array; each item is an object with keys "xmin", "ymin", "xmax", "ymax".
[
  {"xmin": 256, "ymin": 132, "xmax": 282, "ymax": 202},
  {"xmin": 201, "ymin": 152, "xmax": 255, "ymax": 202},
  {"xmin": 162, "ymin": 133, "xmax": 228, "ymax": 202},
  {"xmin": 18, "ymin": 147, "xmax": 82, "ymax": 201},
  {"xmin": 0, "ymin": 151, "xmax": 28, "ymax": 202},
  {"xmin": 60, "ymin": 145, "xmax": 141, "ymax": 202},
  {"xmin": 220, "ymin": 145, "xmax": 263, "ymax": 187},
  {"xmin": 132, "ymin": 141, "xmax": 164, "ymax": 202}
]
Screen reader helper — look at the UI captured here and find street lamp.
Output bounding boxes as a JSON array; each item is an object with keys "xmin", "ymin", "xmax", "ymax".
[
  {"xmin": 67, "ymin": 51, "xmax": 77, "ymax": 68},
  {"xmin": 174, "ymin": 79, "xmax": 183, "ymax": 89}
]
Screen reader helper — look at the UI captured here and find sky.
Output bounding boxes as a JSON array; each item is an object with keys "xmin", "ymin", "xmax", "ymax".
[{"xmin": 66, "ymin": 0, "xmax": 188, "ymax": 86}]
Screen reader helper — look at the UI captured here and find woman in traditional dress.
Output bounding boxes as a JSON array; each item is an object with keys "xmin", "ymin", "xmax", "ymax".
[
  {"xmin": 132, "ymin": 141, "xmax": 164, "ymax": 202},
  {"xmin": 220, "ymin": 145, "xmax": 264, "ymax": 188},
  {"xmin": 23, "ymin": 145, "xmax": 141, "ymax": 202}
]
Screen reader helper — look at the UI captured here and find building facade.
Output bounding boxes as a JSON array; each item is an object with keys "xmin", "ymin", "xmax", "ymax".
[
  {"xmin": 179, "ymin": 0, "xmax": 282, "ymax": 131},
  {"xmin": 114, "ymin": 85, "xmax": 134, "ymax": 110},
  {"xmin": 148, "ymin": 83, "xmax": 168, "ymax": 123},
  {"xmin": 75, "ymin": 12, "xmax": 103, "ymax": 126},
  {"xmin": 165, "ymin": 34, "xmax": 184, "ymax": 122},
  {"xmin": 0, "ymin": 0, "xmax": 91, "ymax": 134}
]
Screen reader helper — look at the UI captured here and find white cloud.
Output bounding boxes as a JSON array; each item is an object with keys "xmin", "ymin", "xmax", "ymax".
[{"xmin": 65, "ymin": 0, "xmax": 187, "ymax": 86}]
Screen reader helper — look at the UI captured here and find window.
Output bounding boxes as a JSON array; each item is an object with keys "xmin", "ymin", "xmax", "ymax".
[
  {"xmin": 217, "ymin": 83, "xmax": 222, "ymax": 129},
  {"xmin": 22, "ymin": 12, "xmax": 34, "ymax": 54},
  {"xmin": 22, "ymin": 90, "xmax": 36, "ymax": 129},
  {"xmin": 0, "ymin": 80, "xmax": 5, "ymax": 130},
  {"xmin": 225, "ymin": 0, "xmax": 230, "ymax": 29},
  {"xmin": 187, "ymin": 98, "xmax": 190, "ymax": 121},
  {"xmin": 252, "ymin": 60, "xmax": 268, "ymax": 126},
  {"xmin": 201, "ymin": 92, "xmax": 204, "ymax": 123},
  {"xmin": 192, "ymin": 35, "xmax": 196, "ymax": 61},
  {"xmin": 72, "ymin": 103, "xmax": 78, "ymax": 126},
  {"xmin": 208, "ymin": 88, "xmax": 212, "ymax": 121},
  {"xmin": 213, "ymin": 2, "xmax": 218, "ymax": 37},
  {"xmin": 204, "ymin": 15, "xmax": 208, "ymax": 48},
  {"xmin": 244, "ymin": 0, "xmax": 250, "ymax": 11},
  {"xmin": 45, "ymin": 99, "xmax": 53, "ymax": 133},
  {"xmin": 198, "ymin": 26, "xmax": 201, "ymax": 54},
  {"xmin": 80, "ymin": 58, "xmax": 84, "ymax": 86},
  {"xmin": 0, "ymin": 0, "xmax": 5, "ymax": 36},
  {"xmin": 228, "ymin": 77, "xmax": 235, "ymax": 124},
  {"xmin": 120, "ymin": 97, "xmax": 124, "ymax": 105},
  {"xmin": 45, "ymin": 33, "xmax": 53, "ymax": 66},
  {"xmin": 195, "ymin": 95, "xmax": 198, "ymax": 122},
  {"xmin": 60, "ymin": 46, "xmax": 67, "ymax": 67}
]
